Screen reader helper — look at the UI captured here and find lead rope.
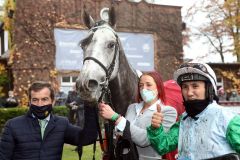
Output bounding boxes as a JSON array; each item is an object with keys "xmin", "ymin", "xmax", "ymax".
[
  {"xmin": 106, "ymin": 89, "xmax": 115, "ymax": 160},
  {"xmin": 93, "ymin": 75, "xmax": 117, "ymax": 160},
  {"xmin": 92, "ymin": 86, "xmax": 115, "ymax": 160},
  {"xmin": 91, "ymin": 85, "xmax": 108, "ymax": 160},
  {"xmin": 93, "ymin": 106, "xmax": 104, "ymax": 160}
]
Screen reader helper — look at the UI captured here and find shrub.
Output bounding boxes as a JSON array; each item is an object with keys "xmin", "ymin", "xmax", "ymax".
[{"xmin": 0, "ymin": 106, "xmax": 69, "ymax": 133}]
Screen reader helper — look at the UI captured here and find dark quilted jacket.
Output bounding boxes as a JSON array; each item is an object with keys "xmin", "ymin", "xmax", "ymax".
[{"xmin": 0, "ymin": 108, "xmax": 98, "ymax": 160}]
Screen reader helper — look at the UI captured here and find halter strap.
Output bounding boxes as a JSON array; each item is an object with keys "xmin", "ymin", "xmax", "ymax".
[
  {"xmin": 84, "ymin": 57, "xmax": 108, "ymax": 76},
  {"xmin": 83, "ymin": 35, "xmax": 119, "ymax": 91},
  {"xmin": 82, "ymin": 22, "xmax": 118, "ymax": 159}
]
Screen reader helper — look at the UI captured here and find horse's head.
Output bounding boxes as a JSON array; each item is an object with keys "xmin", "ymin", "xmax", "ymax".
[{"xmin": 76, "ymin": 7, "xmax": 120, "ymax": 102}]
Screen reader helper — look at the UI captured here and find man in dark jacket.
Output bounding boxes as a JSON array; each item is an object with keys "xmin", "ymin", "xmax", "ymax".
[
  {"xmin": 65, "ymin": 84, "xmax": 85, "ymax": 159},
  {"xmin": 0, "ymin": 81, "xmax": 98, "ymax": 160},
  {"xmin": 65, "ymin": 85, "xmax": 84, "ymax": 128}
]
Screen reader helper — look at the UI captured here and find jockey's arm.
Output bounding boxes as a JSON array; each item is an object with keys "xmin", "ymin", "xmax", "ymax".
[
  {"xmin": 226, "ymin": 115, "xmax": 240, "ymax": 153},
  {"xmin": 147, "ymin": 121, "xmax": 179, "ymax": 155}
]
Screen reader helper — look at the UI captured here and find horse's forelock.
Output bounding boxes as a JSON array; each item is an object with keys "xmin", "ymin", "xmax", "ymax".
[
  {"xmin": 90, "ymin": 21, "xmax": 116, "ymax": 36},
  {"xmin": 93, "ymin": 20, "xmax": 107, "ymax": 28},
  {"xmin": 79, "ymin": 33, "xmax": 94, "ymax": 47},
  {"xmin": 80, "ymin": 25, "xmax": 117, "ymax": 49}
]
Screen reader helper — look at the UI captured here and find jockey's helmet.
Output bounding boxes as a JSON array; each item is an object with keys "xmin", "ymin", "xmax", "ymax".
[{"xmin": 173, "ymin": 62, "xmax": 217, "ymax": 102}]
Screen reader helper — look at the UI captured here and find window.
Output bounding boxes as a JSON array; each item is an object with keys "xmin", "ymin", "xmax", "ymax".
[
  {"xmin": 60, "ymin": 76, "xmax": 78, "ymax": 94},
  {"xmin": 216, "ymin": 76, "xmax": 223, "ymax": 90},
  {"xmin": 0, "ymin": 0, "xmax": 4, "ymax": 16},
  {"xmin": 72, "ymin": 76, "xmax": 78, "ymax": 82},
  {"xmin": 62, "ymin": 76, "xmax": 70, "ymax": 83},
  {"xmin": 0, "ymin": 25, "xmax": 8, "ymax": 56}
]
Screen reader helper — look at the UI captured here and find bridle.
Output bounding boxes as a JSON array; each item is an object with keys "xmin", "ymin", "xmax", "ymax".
[
  {"xmin": 83, "ymin": 22, "xmax": 119, "ymax": 103},
  {"xmin": 82, "ymin": 21, "xmax": 119, "ymax": 160}
]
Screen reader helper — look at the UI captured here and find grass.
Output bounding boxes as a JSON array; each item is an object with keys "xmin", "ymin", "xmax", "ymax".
[{"xmin": 62, "ymin": 144, "xmax": 102, "ymax": 160}]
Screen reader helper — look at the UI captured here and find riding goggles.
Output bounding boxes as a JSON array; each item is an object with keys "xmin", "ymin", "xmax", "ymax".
[
  {"xmin": 179, "ymin": 63, "xmax": 209, "ymax": 74},
  {"xmin": 177, "ymin": 63, "xmax": 216, "ymax": 85},
  {"xmin": 177, "ymin": 73, "xmax": 209, "ymax": 84}
]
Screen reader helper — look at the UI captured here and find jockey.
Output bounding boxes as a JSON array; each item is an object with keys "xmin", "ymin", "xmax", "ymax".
[{"xmin": 147, "ymin": 62, "xmax": 240, "ymax": 160}]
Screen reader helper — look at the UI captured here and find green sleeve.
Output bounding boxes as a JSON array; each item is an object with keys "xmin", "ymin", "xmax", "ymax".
[
  {"xmin": 147, "ymin": 121, "xmax": 180, "ymax": 155},
  {"xmin": 226, "ymin": 115, "xmax": 240, "ymax": 153}
]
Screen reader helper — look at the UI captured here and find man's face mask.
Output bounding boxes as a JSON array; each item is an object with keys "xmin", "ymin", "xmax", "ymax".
[
  {"xmin": 30, "ymin": 104, "xmax": 53, "ymax": 120},
  {"xmin": 140, "ymin": 89, "xmax": 158, "ymax": 103}
]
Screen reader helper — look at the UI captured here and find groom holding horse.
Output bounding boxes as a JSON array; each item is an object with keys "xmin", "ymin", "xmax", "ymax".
[{"xmin": 0, "ymin": 81, "xmax": 98, "ymax": 160}]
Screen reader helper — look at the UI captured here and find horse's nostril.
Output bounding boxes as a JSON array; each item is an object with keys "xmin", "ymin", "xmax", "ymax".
[{"xmin": 87, "ymin": 79, "xmax": 99, "ymax": 90}]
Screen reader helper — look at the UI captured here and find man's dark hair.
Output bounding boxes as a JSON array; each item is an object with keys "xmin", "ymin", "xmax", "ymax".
[{"xmin": 28, "ymin": 81, "xmax": 55, "ymax": 100}]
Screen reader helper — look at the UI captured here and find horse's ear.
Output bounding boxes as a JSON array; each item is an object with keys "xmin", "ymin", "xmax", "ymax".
[
  {"xmin": 83, "ymin": 9, "xmax": 95, "ymax": 29},
  {"xmin": 108, "ymin": 6, "xmax": 116, "ymax": 28}
]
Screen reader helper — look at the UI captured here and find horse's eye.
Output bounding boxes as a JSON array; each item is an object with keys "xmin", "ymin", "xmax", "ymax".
[{"xmin": 107, "ymin": 42, "xmax": 115, "ymax": 49}]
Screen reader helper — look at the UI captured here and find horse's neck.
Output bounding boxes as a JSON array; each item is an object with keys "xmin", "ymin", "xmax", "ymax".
[{"xmin": 109, "ymin": 51, "xmax": 138, "ymax": 116}]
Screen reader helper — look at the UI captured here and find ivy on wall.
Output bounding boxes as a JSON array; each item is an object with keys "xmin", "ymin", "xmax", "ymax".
[
  {"xmin": 0, "ymin": 0, "xmax": 15, "ymax": 98},
  {"xmin": 0, "ymin": 64, "xmax": 9, "ymax": 97},
  {"xmin": 221, "ymin": 71, "xmax": 240, "ymax": 90},
  {"xmin": 3, "ymin": 0, "xmax": 15, "ymax": 47},
  {"xmin": 215, "ymin": 67, "xmax": 240, "ymax": 94}
]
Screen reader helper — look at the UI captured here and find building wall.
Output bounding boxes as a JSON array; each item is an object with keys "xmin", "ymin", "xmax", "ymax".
[{"xmin": 11, "ymin": 0, "xmax": 183, "ymax": 102}]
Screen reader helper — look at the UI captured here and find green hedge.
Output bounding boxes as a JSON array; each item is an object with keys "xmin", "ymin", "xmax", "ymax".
[{"xmin": 0, "ymin": 106, "xmax": 69, "ymax": 133}]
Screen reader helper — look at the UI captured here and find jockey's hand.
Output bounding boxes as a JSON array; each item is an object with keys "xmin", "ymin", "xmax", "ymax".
[
  {"xmin": 98, "ymin": 102, "xmax": 115, "ymax": 120},
  {"xmin": 151, "ymin": 104, "xmax": 163, "ymax": 129}
]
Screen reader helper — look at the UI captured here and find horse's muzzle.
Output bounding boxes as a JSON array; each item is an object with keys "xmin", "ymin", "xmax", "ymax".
[{"xmin": 76, "ymin": 78, "xmax": 101, "ymax": 102}]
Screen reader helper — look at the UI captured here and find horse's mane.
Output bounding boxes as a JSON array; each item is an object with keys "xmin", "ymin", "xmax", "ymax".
[{"xmin": 109, "ymin": 38, "xmax": 139, "ymax": 115}]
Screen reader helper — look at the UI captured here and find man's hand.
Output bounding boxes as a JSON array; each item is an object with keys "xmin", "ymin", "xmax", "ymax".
[
  {"xmin": 151, "ymin": 104, "xmax": 163, "ymax": 128},
  {"xmin": 72, "ymin": 105, "xmax": 78, "ymax": 110}
]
